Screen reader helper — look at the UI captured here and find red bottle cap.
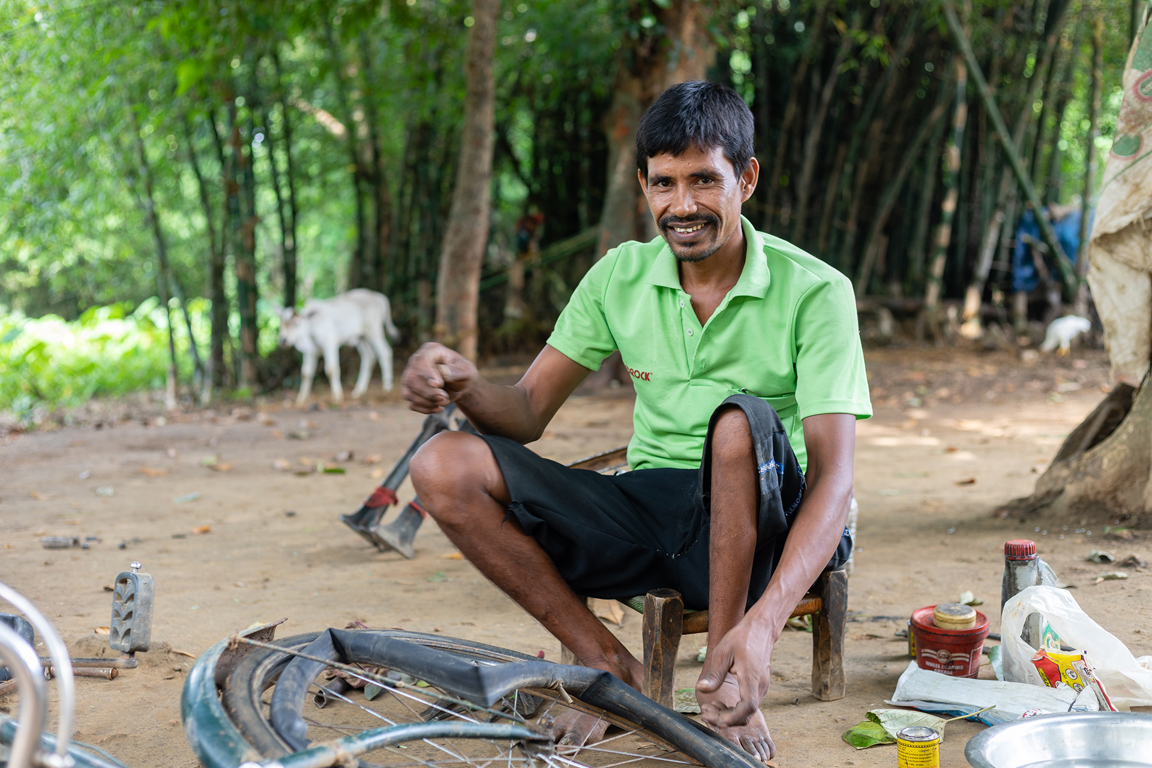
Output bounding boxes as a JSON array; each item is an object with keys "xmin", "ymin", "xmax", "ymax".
[{"xmin": 1005, "ymin": 539, "xmax": 1037, "ymax": 560}]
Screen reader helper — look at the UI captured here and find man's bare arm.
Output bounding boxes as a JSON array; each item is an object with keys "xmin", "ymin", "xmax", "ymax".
[
  {"xmin": 401, "ymin": 343, "xmax": 592, "ymax": 443},
  {"xmin": 697, "ymin": 412, "xmax": 855, "ymax": 727}
]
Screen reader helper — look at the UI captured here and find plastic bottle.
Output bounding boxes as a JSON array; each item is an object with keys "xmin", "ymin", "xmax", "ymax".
[{"xmin": 1001, "ymin": 539, "xmax": 1042, "ymax": 647}]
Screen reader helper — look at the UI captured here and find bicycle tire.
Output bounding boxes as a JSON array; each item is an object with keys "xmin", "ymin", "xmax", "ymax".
[{"xmin": 219, "ymin": 628, "xmax": 760, "ymax": 767}]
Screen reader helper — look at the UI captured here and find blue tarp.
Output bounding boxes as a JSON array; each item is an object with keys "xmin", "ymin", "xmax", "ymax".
[{"xmin": 1011, "ymin": 208, "xmax": 1094, "ymax": 293}]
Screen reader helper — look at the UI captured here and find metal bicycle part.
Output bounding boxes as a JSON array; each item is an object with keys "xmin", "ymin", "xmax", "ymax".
[
  {"xmin": 0, "ymin": 581, "xmax": 75, "ymax": 767},
  {"xmin": 190, "ymin": 629, "xmax": 759, "ymax": 768},
  {"xmin": 0, "ymin": 621, "xmax": 47, "ymax": 768}
]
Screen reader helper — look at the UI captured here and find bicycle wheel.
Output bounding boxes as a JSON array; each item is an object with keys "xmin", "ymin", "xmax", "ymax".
[{"xmin": 219, "ymin": 628, "xmax": 759, "ymax": 768}]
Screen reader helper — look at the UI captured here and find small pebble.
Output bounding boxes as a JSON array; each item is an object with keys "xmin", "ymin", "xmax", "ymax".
[
  {"xmin": 118, "ymin": 541, "xmax": 127, "ymax": 549},
  {"xmin": 284, "ymin": 510, "xmax": 297, "ymax": 517}
]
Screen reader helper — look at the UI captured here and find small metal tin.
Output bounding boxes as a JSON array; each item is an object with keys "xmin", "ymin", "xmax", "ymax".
[{"xmin": 896, "ymin": 725, "xmax": 940, "ymax": 768}]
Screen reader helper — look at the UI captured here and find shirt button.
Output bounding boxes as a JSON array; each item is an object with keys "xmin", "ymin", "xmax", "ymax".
[
  {"xmin": 687, "ymin": 329, "xmax": 694, "ymax": 336},
  {"xmin": 679, "ymin": 300, "xmax": 685, "ymax": 308}
]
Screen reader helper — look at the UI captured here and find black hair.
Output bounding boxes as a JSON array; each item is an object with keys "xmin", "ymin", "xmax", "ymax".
[{"xmin": 635, "ymin": 81, "xmax": 755, "ymax": 179}]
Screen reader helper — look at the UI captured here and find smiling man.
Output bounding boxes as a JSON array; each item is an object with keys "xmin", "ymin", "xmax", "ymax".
[{"xmin": 401, "ymin": 81, "xmax": 871, "ymax": 763}]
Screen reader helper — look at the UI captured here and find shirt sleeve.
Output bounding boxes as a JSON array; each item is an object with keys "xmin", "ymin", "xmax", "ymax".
[
  {"xmin": 545, "ymin": 250, "xmax": 619, "ymax": 371},
  {"xmin": 793, "ymin": 273, "xmax": 873, "ymax": 421}
]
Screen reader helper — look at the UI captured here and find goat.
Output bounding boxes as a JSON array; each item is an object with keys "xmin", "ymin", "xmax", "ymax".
[{"xmin": 278, "ymin": 289, "xmax": 400, "ymax": 405}]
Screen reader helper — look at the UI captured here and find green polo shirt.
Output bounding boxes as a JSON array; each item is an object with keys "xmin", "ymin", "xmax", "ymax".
[{"xmin": 547, "ymin": 215, "xmax": 871, "ymax": 473}]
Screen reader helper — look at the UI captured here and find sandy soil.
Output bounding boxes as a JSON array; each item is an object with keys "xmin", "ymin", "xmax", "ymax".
[{"xmin": 2, "ymin": 345, "xmax": 1150, "ymax": 768}]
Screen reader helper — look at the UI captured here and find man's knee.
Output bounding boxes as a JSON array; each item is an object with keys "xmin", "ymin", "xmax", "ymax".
[
  {"xmin": 710, "ymin": 405, "xmax": 753, "ymax": 463},
  {"xmin": 409, "ymin": 432, "xmax": 507, "ymax": 520}
]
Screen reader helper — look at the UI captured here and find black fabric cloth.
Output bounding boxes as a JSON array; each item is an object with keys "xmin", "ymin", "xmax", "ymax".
[{"xmin": 481, "ymin": 394, "xmax": 851, "ymax": 611}]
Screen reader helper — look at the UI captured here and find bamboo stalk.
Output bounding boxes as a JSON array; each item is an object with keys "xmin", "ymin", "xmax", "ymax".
[
  {"xmin": 942, "ymin": 1, "xmax": 1077, "ymax": 295},
  {"xmin": 1076, "ymin": 14, "xmax": 1104, "ymax": 316}
]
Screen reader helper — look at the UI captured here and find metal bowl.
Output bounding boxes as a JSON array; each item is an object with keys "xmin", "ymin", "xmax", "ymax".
[{"xmin": 966, "ymin": 712, "xmax": 1152, "ymax": 768}]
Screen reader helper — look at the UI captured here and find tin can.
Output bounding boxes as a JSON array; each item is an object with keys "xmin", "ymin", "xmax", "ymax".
[{"xmin": 896, "ymin": 726, "xmax": 939, "ymax": 768}]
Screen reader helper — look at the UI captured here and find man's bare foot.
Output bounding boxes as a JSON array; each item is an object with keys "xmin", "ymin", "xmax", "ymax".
[
  {"xmin": 696, "ymin": 672, "xmax": 775, "ymax": 764},
  {"xmin": 548, "ymin": 708, "xmax": 610, "ymax": 752},
  {"xmin": 548, "ymin": 654, "xmax": 643, "ymax": 752}
]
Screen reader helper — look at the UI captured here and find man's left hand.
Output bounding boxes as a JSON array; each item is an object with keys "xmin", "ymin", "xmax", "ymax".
[{"xmin": 695, "ymin": 614, "xmax": 776, "ymax": 728}]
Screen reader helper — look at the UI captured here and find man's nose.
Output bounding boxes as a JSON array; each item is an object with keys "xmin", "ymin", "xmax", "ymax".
[{"xmin": 669, "ymin": 184, "xmax": 698, "ymax": 217}]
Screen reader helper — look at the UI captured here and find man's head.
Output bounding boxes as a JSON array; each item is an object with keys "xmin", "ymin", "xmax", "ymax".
[{"xmin": 636, "ymin": 81, "xmax": 758, "ymax": 264}]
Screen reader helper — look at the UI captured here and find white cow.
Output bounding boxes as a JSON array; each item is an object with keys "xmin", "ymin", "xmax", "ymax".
[{"xmin": 278, "ymin": 289, "xmax": 400, "ymax": 405}]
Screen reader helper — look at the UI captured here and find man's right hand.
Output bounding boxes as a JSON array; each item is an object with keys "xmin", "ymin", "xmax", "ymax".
[{"xmin": 402, "ymin": 343, "xmax": 479, "ymax": 414}]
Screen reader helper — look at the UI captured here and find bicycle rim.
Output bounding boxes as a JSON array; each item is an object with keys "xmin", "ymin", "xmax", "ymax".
[{"xmin": 220, "ymin": 629, "xmax": 758, "ymax": 768}]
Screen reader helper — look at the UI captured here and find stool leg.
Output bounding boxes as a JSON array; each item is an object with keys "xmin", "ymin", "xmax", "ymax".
[
  {"xmin": 642, "ymin": 589, "xmax": 684, "ymax": 709},
  {"xmin": 811, "ymin": 569, "xmax": 847, "ymax": 701}
]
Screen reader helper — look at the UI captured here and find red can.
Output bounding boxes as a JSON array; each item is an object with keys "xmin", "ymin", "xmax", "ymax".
[{"xmin": 910, "ymin": 605, "xmax": 989, "ymax": 678}]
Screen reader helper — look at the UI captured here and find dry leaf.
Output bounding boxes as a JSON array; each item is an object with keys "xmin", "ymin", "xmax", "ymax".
[
  {"xmin": 193, "ymin": 525, "xmax": 212, "ymax": 535},
  {"xmin": 271, "ymin": 430, "xmax": 284, "ymax": 439},
  {"xmin": 589, "ymin": 597, "xmax": 625, "ymax": 627},
  {"xmin": 3, "ymin": 543, "xmax": 13, "ymax": 550},
  {"xmin": 363, "ymin": 454, "xmax": 383, "ymax": 465},
  {"xmin": 272, "ymin": 458, "xmax": 292, "ymax": 471},
  {"xmin": 207, "ymin": 462, "xmax": 233, "ymax": 472},
  {"xmin": 956, "ymin": 478, "xmax": 976, "ymax": 485},
  {"xmin": 441, "ymin": 552, "xmax": 465, "ymax": 560},
  {"xmin": 93, "ymin": 626, "xmax": 110, "ymax": 635},
  {"xmin": 370, "ymin": 467, "xmax": 385, "ymax": 480},
  {"xmin": 140, "ymin": 467, "xmax": 167, "ymax": 477},
  {"xmin": 299, "ymin": 457, "xmax": 315, "ymax": 466},
  {"xmin": 30, "ymin": 491, "xmax": 48, "ymax": 501}
]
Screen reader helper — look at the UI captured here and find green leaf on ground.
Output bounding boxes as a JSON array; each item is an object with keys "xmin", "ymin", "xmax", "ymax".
[{"xmin": 843, "ymin": 719, "xmax": 893, "ymax": 749}]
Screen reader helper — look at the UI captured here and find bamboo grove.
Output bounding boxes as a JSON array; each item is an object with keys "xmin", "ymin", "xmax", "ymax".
[{"xmin": 0, "ymin": 0, "xmax": 1134, "ymax": 402}]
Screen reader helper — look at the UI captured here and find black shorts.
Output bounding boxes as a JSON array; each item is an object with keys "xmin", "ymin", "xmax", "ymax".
[{"xmin": 481, "ymin": 394, "xmax": 851, "ymax": 611}]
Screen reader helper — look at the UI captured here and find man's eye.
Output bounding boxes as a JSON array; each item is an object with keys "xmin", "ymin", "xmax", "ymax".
[{"xmin": 697, "ymin": 177, "xmax": 714, "ymax": 184}]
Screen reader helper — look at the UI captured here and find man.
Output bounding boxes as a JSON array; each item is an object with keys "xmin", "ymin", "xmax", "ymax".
[{"xmin": 402, "ymin": 81, "xmax": 870, "ymax": 764}]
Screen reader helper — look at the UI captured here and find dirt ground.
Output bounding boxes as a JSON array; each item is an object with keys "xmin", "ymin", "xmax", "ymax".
[{"xmin": 3, "ymin": 344, "xmax": 1151, "ymax": 767}]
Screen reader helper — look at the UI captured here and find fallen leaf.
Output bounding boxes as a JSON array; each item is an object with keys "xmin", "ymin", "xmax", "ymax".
[
  {"xmin": 322, "ymin": 465, "xmax": 346, "ymax": 474},
  {"xmin": 193, "ymin": 525, "xmax": 211, "ymax": 535},
  {"xmin": 674, "ymin": 688, "xmax": 701, "ymax": 714},
  {"xmin": 289, "ymin": 430, "xmax": 310, "ymax": 440},
  {"xmin": 956, "ymin": 478, "xmax": 977, "ymax": 485},
  {"xmin": 30, "ymin": 490, "xmax": 49, "ymax": 500},
  {"xmin": 207, "ymin": 462, "xmax": 233, "ymax": 472},
  {"xmin": 200, "ymin": 455, "xmax": 220, "ymax": 466},
  {"xmin": 370, "ymin": 467, "xmax": 385, "ymax": 480},
  {"xmin": 945, "ymin": 446, "xmax": 957, "ymax": 453},
  {"xmin": 299, "ymin": 457, "xmax": 315, "ymax": 466},
  {"xmin": 95, "ymin": 486, "xmax": 115, "ymax": 497},
  {"xmin": 364, "ymin": 454, "xmax": 383, "ymax": 465},
  {"xmin": 441, "ymin": 552, "xmax": 465, "ymax": 560},
  {"xmin": 272, "ymin": 458, "xmax": 292, "ymax": 471},
  {"xmin": 428, "ymin": 571, "xmax": 449, "ymax": 583},
  {"xmin": 140, "ymin": 467, "xmax": 167, "ymax": 477},
  {"xmin": 93, "ymin": 627, "xmax": 110, "ymax": 635},
  {"xmin": 3, "ymin": 543, "xmax": 13, "ymax": 550},
  {"xmin": 173, "ymin": 492, "xmax": 200, "ymax": 503},
  {"xmin": 271, "ymin": 430, "xmax": 284, "ymax": 439},
  {"xmin": 1094, "ymin": 571, "xmax": 1129, "ymax": 583},
  {"xmin": 589, "ymin": 597, "xmax": 625, "ymax": 627}
]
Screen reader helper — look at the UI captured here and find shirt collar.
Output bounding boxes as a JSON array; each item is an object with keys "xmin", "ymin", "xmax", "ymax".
[{"xmin": 645, "ymin": 215, "xmax": 771, "ymax": 297}]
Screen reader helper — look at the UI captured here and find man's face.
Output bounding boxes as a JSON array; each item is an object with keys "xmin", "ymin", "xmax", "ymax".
[{"xmin": 640, "ymin": 145, "xmax": 758, "ymax": 264}]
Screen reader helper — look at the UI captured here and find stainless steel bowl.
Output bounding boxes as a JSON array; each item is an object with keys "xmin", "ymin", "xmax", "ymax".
[{"xmin": 966, "ymin": 712, "xmax": 1152, "ymax": 768}]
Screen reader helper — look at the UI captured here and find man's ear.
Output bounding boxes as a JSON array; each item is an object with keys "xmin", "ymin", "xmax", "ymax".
[
  {"xmin": 740, "ymin": 157, "xmax": 760, "ymax": 201},
  {"xmin": 637, "ymin": 168, "xmax": 648, "ymax": 196}
]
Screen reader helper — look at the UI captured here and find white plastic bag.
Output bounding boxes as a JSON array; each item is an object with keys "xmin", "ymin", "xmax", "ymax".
[{"xmin": 1001, "ymin": 585, "xmax": 1152, "ymax": 709}]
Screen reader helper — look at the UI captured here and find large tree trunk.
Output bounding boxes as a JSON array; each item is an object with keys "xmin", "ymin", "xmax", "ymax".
[
  {"xmin": 435, "ymin": 0, "xmax": 499, "ymax": 361},
  {"xmin": 594, "ymin": 0, "xmax": 715, "ymax": 259},
  {"xmin": 1006, "ymin": 12, "xmax": 1152, "ymax": 527}
]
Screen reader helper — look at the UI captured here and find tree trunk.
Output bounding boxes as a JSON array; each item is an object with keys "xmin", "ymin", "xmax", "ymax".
[
  {"xmin": 1075, "ymin": 14, "xmax": 1103, "ymax": 317},
  {"xmin": 923, "ymin": 51, "xmax": 969, "ymax": 329},
  {"xmin": 435, "ymin": 0, "xmax": 499, "ymax": 361},
  {"xmin": 226, "ymin": 87, "xmax": 258, "ymax": 390},
  {"xmin": 183, "ymin": 110, "xmax": 219, "ymax": 402},
  {"xmin": 595, "ymin": 0, "xmax": 714, "ymax": 258},
  {"xmin": 271, "ymin": 49, "xmax": 299, "ymax": 309},
  {"xmin": 126, "ymin": 109, "xmax": 178, "ymax": 410},
  {"xmin": 207, "ymin": 107, "xmax": 231, "ymax": 389}
]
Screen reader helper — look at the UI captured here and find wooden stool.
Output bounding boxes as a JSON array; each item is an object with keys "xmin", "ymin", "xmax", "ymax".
[{"xmin": 630, "ymin": 569, "xmax": 847, "ymax": 709}]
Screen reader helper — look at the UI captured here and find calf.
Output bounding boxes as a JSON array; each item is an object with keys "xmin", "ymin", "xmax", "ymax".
[{"xmin": 278, "ymin": 289, "xmax": 400, "ymax": 405}]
